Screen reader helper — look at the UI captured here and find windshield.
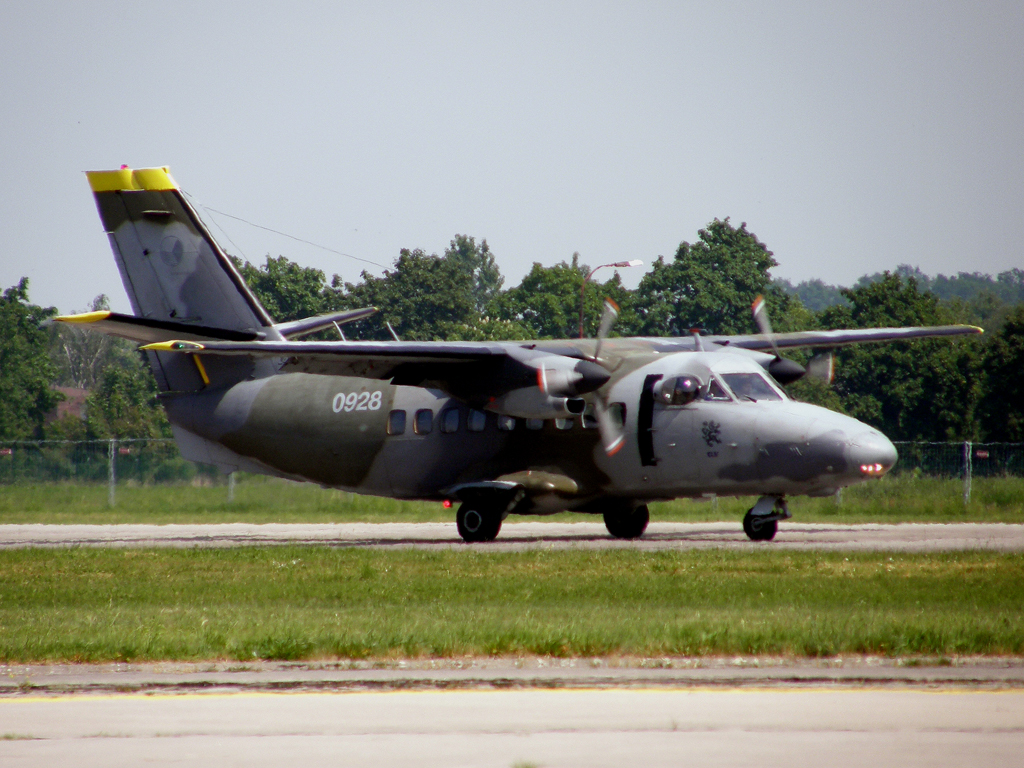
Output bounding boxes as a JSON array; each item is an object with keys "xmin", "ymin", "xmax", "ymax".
[
  {"xmin": 703, "ymin": 377, "xmax": 733, "ymax": 401},
  {"xmin": 720, "ymin": 372, "xmax": 784, "ymax": 402}
]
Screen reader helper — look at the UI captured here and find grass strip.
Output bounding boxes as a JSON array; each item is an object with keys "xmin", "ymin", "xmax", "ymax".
[
  {"xmin": 0, "ymin": 475, "xmax": 1021, "ymax": 525},
  {"xmin": 0, "ymin": 548, "xmax": 1021, "ymax": 662}
]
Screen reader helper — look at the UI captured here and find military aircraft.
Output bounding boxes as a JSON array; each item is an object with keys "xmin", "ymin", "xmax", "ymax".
[{"xmin": 57, "ymin": 166, "xmax": 982, "ymax": 542}]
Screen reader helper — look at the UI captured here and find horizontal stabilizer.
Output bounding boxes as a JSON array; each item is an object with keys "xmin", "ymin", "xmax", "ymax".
[
  {"xmin": 273, "ymin": 307, "xmax": 378, "ymax": 340},
  {"xmin": 50, "ymin": 311, "xmax": 262, "ymax": 344}
]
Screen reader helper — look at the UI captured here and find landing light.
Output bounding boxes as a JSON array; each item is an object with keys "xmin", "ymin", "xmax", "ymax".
[{"xmin": 860, "ymin": 463, "xmax": 885, "ymax": 475}]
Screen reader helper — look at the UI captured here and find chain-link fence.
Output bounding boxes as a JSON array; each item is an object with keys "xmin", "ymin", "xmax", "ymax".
[
  {"xmin": 892, "ymin": 442, "xmax": 1024, "ymax": 479},
  {"xmin": 0, "ymin": 438, "xmax": 1021, "ymax": 493},
  {"xmin": 0, "ymin": 439, "xmax": 218, "ymax": 486}
]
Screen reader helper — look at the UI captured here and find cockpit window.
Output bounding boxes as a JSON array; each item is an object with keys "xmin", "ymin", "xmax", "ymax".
[
  {"xmin": 704, "ymin": 377, "xmax": 732, "ymax": 401},
  {"xmin": 720, "ymin": 372, "xmax": 784, "ymax": 402}
]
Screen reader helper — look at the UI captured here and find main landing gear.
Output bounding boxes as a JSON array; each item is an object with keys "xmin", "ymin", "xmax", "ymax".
[
  {"xmin": 603, "ymin": 503, "xmax": 650, "ymax": 540},
  {"xmin": 742, "ymin": 496, "xmax": 791, "ymax": 542}
]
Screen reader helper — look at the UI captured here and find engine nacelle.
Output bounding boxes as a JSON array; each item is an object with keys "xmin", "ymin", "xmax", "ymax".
[
  {"xmin": 533, "ymin": 356, "xmax": 610, "ymax": 397},
  {"xmin": 486, "ymin": 387, "xmax": 587, "ymax": 420}
]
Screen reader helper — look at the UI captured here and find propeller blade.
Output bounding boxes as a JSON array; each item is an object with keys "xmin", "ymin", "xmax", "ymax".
[
  {"xmin": 751, "ymin": 295, "xmax": 781, "ymax": 359},
  {"xmin": 806, "ymin": 352, "xmax": 835, "ymax": 384},
  {"xmin": 593, "ymin": 398, "xmax": 625, "ymax": 456},
  {"xmin": 591, "ymin": 298, "xmax": 619, "ymax": 363}
]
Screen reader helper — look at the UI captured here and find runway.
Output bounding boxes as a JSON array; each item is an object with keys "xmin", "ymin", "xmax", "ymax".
[
  {"xmin": 2, "ymin": 685, "xmax": 1022, "ymax": 767},
  {"xmin": 0, "ymin": 521, "xmax": 1022, "ymax": 551}
]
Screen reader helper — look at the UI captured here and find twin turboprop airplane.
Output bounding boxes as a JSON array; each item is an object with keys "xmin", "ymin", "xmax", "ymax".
[{"xmin": 58, "ymin": 166, "xmax": 983, "ymax": 542}]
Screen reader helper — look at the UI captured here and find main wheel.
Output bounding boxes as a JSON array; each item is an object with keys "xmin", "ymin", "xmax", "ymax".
[
  {"xmin": 742, "ymin": 509, "xmax": 778, "ymax": 541},
  {"xmin": 456, "ymin": 503, "xmax": 502, "ymax": 543},
  {"xmin": 604, "ymin": 504, "xmax": 650, "ymax": 539}
]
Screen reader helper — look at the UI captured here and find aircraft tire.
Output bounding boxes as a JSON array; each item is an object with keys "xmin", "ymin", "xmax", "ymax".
[
  {"xmin": 742, "ymin": 509, "xmax": 778, "ymax": 541},
  {"xmin": 603, "ymin": 504, "xmax": 649, "ymax": 539},
  {"xmin": 456, "ymin": 503, "xmax": 502, "ymax": 543}
]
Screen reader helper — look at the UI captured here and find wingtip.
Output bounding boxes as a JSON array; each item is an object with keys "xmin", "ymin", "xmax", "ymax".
[
  {"xmin": 139, "ymin": 340, "xmax": 205, "ymax": 352},
  {"xmin": 54, "ymin": 310, "xmax": 112, "ymax": 324}
]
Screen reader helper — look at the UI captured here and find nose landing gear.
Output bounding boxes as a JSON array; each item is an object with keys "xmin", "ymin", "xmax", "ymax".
[
  {"xmin": 742, "ymin": 496, "xmax": 791, "ymax": 541},
  {"xmin": 456, "ymin": 503, "xmax": 503, "ymax": 542}
]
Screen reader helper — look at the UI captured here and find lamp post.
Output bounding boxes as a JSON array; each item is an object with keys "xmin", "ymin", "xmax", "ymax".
[{"xmin": 578, "ymin": 260, "xmax": 643, "ymax": 338}]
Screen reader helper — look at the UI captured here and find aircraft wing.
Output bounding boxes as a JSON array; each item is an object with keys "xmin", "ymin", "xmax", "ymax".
[
  {"xmin": 709, "ymin": 324, "xmax": 983, "ymax": 351},
  {"xmin": 139, "ymin": 338, "xmax": 534, "ymax": 390}
]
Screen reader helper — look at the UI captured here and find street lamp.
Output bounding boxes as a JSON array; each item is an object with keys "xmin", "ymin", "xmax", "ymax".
[{"xmin": 578, "ymin": 260, "xmax": 643, "ymax": 338}]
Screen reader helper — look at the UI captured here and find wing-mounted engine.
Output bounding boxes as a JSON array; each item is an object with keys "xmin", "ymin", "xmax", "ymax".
[{"xmin": 486, "ymin": 353, "xmax": 609, "ymax": 419}]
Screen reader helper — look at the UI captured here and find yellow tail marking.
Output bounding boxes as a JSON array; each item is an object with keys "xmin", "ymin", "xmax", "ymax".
[
  {"xmin": 192, "ymin": 355, "xmax": 210, "ymax": 386},
  {"xmin": 86, "ymin": 166, "xmax": 178, "ymax": 193}
]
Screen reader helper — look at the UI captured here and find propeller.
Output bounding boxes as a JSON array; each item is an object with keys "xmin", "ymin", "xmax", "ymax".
[
  {"xmin": 590, "ymin": 298, "xmax": 626, "ymax": 455},
  {"xmin": 751, "ymin": 295, "xmax": 835, "ymax": 385},
  {"xmin": 806, "ymin": 351, "xmax": 835, "ymax": 384},
  {"xmin": 751, "ymin": 294, "xmax": 781, "ymax": 359}
]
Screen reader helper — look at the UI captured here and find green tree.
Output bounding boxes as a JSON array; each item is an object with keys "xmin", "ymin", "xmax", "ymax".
[
  {"xmin": 334, "ymin": 249, "xmax": 480, "ymax": 341},
  {"xmin": 819, "ymin": 273, "xmax": 983, "ymax": 441},
  {"xmin": 444, "ymin": 235, "xmax": 504, "ymax": 314},
  {"xmin": 234, "ymin": 255, "xmax": 334, "ymax": 322},
  {"xmin": 493, "ymin": 254, "xmax": 637, "ymax": 340},
  {"xmin": 0, "ymin": 279, "xmax": 62, "ymax": 439},
  {"xmin": 49, "ymin": 294, "xmax": 140, "ymax": 389},
  {"xmin": 978, "ymin": 303, "xmax": 1024, "ymax": 441},
  {"xmin": 633, "ymin": 219, "xmax": 796, "ymax": 336},
  {"xmin": 85, "ymin": 353, "xmax": 171, "ymax": 439}
]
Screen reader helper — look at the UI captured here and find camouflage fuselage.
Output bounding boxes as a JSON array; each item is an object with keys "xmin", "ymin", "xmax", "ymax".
[{"xmin": 165, "ymin": 341, "xmax": 897, "ymax": 513}]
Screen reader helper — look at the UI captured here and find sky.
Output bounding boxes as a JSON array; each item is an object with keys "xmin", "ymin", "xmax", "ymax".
[{"xmin": 1, "ymin": 1, "xmax": 1022, "ymax": 314}]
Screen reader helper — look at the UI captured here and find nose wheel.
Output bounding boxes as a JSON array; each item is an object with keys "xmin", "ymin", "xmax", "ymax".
[
  {"xmin": 456, "ymin": 503, "xmax": 503, "ymax": 543},
  {"xmin": 742, "ymin": 496, "xmax": 791, "ymax": 541}
]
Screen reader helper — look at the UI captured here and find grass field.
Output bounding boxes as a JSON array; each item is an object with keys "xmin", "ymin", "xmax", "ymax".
[
  {"xmin": 0, "ymin": 547, "xmax": 1020, "ymax": 662},
  {"xmin": 0, "ymin": 474, "xmax": 1022, "ymax": 525}
]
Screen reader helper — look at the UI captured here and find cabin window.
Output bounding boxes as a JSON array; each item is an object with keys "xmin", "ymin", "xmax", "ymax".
[
  {"xmin": 525, "ymin": 418, "xmax": 544, "ymax": 430},
  {"xmin": 703, "ymin": 377, "xmax": 732, "ymax": 402},
  {"xmin": 497, "ymin": 415, "xmax": 516, "ymax": 431},
  {"xmin": 720, "ymin": 372, "xmax": 784, "ymax": 402},
  {"xmin": 440, "ymin": 408, "xmax": 460, "ymax": 433},
  {"xmin": 554, "ymin": 418, "xmax": 573, "ymax": 430},
  {"xmin": 387, "ymin": 409, "xmax": 406, "ymax": 435},
  {"xmin": 467, "ymin": 409, "xmax": 487, "ymax": 432},
  {"xmin": 414, "ymin": 409, "xmax": 433, "ymax": 435}
]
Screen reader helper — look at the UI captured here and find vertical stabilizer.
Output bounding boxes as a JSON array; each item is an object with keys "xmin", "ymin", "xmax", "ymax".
[{"xmin": 86, "ymin": 166, "xmax": 277, "ymax": 391}]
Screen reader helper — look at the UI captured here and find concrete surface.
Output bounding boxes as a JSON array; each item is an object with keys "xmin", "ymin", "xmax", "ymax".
[
  {"xmin": 2, "ymin": 685, "xmax": 1022, "ymax": 767},
  {"xmin": 1, "ymin": 521, "xmax": 1022, "ymax": 551}
]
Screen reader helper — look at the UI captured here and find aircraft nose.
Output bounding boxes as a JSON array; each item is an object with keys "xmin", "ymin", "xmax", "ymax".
[{"xmin": 846, "ymin": 430, "xmax": 898, "ymax": 478}]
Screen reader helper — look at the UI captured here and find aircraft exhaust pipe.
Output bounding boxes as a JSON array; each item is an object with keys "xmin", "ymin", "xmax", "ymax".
[{"xmin": 487, "ymin": 389, "xmax": 586, "ymax": 420}]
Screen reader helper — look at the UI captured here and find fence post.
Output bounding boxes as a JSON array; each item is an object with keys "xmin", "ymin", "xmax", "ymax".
[
  {"xmin": 228, "ymin": 471, "xmax": 235, "ymax": 502},
  {"xmin": 963, "ymin": 440, "xmax": 972, "ymax": 507},
  {"xmin": 108, "ymin": 438, "xmax": 117, "ymax": 507}
]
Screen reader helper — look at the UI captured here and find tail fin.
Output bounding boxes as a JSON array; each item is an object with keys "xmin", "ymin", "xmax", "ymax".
[{"xmin": 86, "ymin": 165, "xmax": 277, "ymax": 391}]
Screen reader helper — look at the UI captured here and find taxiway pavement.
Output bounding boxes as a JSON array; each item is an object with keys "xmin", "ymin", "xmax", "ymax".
[
  {"xmin": 0, "ymin": 521, "xmax": 1022, "ymax": 551},
  {"xmin": 2, "ymin": 684, "xmax": 1022, "ymax": 767}
]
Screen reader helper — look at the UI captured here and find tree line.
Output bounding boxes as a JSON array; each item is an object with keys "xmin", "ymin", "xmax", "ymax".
[{"xmin": 2, "ymin": 219, "xmax": 1021, "ymax": 444}]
